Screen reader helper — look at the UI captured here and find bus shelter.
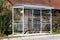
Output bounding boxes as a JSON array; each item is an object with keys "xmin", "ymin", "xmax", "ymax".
[{"xmin": 12, "ymin": 4, "xmax": 54, "ymax": 35}]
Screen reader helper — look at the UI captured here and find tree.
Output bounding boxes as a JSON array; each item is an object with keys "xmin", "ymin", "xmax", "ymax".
[{"xmin": 0, "ymin": 0, "xmax": 12, "ymax": 36}]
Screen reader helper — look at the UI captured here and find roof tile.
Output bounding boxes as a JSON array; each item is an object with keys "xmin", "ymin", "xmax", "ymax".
[{"xmin": 9, "ymin": 0, "xmax": 60, "ymax": 9}]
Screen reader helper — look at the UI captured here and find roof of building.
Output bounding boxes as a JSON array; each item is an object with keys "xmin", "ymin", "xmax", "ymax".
[
  {"xmin": 9, "ymin": 0, "xmax": 60, "ymax": 9},
  {"xmin": 13, "ymin": 4, "xmax": 54, "ymax": 9}
]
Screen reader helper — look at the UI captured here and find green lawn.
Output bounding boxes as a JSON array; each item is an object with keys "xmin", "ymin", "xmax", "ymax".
[{"xmin": 52, "ymin": 30, "xmax": 60, "ymax": 34}]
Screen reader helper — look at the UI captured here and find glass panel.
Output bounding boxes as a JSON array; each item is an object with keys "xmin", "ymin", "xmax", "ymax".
[
  {"xmin": 14, "ymin": 8, "xmax": 23, "ymax": 34},
  {"xmin": 33, "ymin": 10, "xmax": 40, "ymax": 16},
  {"xmin": 33, "ymin": 17, "xmax": 40, "ymax": 24},
  {"xmin": 14, "ymin": 8, "xmax": 23, "ymax": 23},
  {"xmin": 33, "ymin": 23, "xmax": 40, "ymax": 33},
  {"xmin": 14, "ymin": 23, "xmax": 23, "ymax": 34},
  {"xmin": 42, "ymin": 24, "xmax": 50, "ymax": 33},
  {"xmin": 33, "ymin": 9, "xmax": 40, "ymax": 24},
  {"xmin": 24, "ymin": 23, "xmax": 32, "ymax": 34},
  {"xmin": 33, "ymin": 9, "xmax": 40, "ymax": 33},
  {"xmin": 24, "ymin": 9, "xmax": 32, "ymax": 34},
  {"xmin": 42, "ymin": 10, "xmax": 50, "ymax": 23}
]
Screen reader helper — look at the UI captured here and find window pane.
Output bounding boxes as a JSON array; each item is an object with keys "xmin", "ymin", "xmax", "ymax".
[
  {"xmin": 33, "ymin": 9, "xmax": 40, "ymax": 33},
  {"xmin": 33, "ymin": 17, "xmax": 40, "ymax": 24},
  {"xmin": 33, "ymin": 23, "xmax": 40, "ymax": 33},
  {"xmin": 42, "ymin": 10, "xmax": 50, "ymax": 23},
  {"xmin": 24, "ymin": 9, "xmax": 32, "ymax": 34},
  {"xmin": 33, "ymin": 9, "xmax": 40, "ymax": 23},
  {"xmin": 33, "ymin": 10, "xmax": 40, "ymax": 16},
  {"xmin": 14, "ymin": 8, "xmax": 23, "ymax": 23},
  {"xmin": 24, "ymin": 9, "xmax": 32, "ymax": 24},
  {"xmin": 14, "ymin": 23, "xmax": 23, "ymax": 34},
  {"xmin": 42, "ymin": 24, "xmax": 50, "ymax": 33}
]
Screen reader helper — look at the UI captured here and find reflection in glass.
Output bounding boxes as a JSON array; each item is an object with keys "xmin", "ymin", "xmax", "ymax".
[
  {"xmin": 42, "ymin": 24, "xmax": 50, "ymax": 33},
  {"xmin": 14, "ymin": 23, "xmax": 23, "ymax": 33},
  {"xmin": 14, "ymin": 8, "xmax": 23, "ymax": 34},
  {"xmin": 14, "ymin": 8, "xmax": 23, "ymax": 23},
  {"xmin": 33, "ymin": 23, "xmax": 40, "ymax": 33},
  {"xmin": 42, "ymin": 10, "xmax": 50, "ymax": 23},
  {"xmin": 24, "ymin": 9, "xmax": 32, "ymax": 34},
  {"xmin": 33, "ymin": 9, "xmax": 40, "ymax": 33}
]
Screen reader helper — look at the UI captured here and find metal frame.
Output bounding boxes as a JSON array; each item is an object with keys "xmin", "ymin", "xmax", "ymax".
[
  {"xmin": 12, "ymin": 7, "xmax": 14, "ymax": 35},
  {"xmin": 23, "ymin": 6, "xmax": 24, "ymax": 34},
  {"xmin": 40, "ymin": 9, "xmax": 42, "ymax": 33},
  {"xmin": 50, "ymin": 9, "xmax": 52, "ymax": 34},
  {"xmin": 32, "ymin": 9, "xmax": 34, "ymax": 29}
]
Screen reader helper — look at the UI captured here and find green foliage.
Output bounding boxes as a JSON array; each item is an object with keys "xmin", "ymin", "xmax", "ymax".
[{"xmin": 0, "ymin": 0, "xmax": 12, "ymax": 36}]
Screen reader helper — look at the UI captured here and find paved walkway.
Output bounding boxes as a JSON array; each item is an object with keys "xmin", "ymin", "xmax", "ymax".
[{"xmin": 1, "ymin": 34, "xmax": 60, "ymax": 40}]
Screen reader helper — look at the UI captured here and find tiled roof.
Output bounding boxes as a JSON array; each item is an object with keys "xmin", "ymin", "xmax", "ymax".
[{"xmin": 9, "ymin": 0, "xmax": 60, "ymax": 9}]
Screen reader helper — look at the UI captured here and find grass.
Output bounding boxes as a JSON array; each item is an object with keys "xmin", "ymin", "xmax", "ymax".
[{"xmin": 52, "ymin": 30, "xmax": 60, "ymax": 34}]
